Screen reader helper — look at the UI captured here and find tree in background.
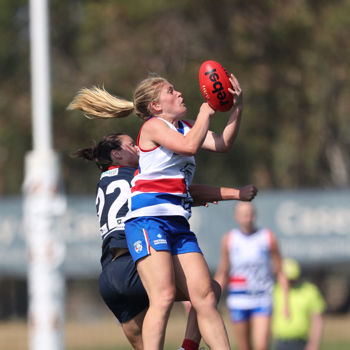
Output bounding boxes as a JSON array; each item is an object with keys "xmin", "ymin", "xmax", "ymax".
[{"xmin": 0, "ymin": 0, "xmax": 349, "ymax": 194}]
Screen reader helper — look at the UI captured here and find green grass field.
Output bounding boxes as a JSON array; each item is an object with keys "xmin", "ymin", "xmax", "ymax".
[
  {"xmin": 1, "ymin": 304, "xmax": 349, "ymax": 350},
  {"xmin": 70, "ymin": 345, "xmax": 350, "ymax": 350}
]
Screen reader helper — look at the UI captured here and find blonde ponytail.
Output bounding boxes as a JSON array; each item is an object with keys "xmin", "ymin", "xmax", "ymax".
[
  {"xmin": 67, "ymin": 86, "xmax": 134, "ymax": 119},
  {"xmin": 68, "ymin": 75, "xmax": 167, "ymax": 121}
]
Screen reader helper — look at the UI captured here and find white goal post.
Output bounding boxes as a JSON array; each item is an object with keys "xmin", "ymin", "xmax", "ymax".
[{"xmin": 23, "ymin": 1, "xmax": 66, "ymax": 349}]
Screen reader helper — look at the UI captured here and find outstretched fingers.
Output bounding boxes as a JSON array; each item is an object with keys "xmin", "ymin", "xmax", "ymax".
[
  {"xmin": 228, "ymin": 74, "xmax": 242, "ymax": 96},
  {"xmin": 228, "ymin": 74, "xmax": 243, "ymax": 109}
]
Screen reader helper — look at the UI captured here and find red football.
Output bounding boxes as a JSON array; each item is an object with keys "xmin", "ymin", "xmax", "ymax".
[{"xmin": 199, "ymin": 60, "xmax": 233, "ymax": 112}]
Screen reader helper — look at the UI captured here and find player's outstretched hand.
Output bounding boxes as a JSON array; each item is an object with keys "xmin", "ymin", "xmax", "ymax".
[
  {"xmin": 239, "ymin": 184, "xmax": 258, "ymax": 201},
  {"xmin": 228, "ymin": 73, "xmax": 243, "ymax": 110}
]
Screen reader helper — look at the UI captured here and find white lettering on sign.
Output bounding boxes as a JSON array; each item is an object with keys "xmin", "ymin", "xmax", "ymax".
[{"xmin": 276, "ymin": 201, "xmax": 350, "ymax": 236}]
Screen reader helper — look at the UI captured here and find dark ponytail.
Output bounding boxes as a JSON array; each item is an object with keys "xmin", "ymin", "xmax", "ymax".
[{"xmin": 73, "ymin": 133, "xmax": 126, "ymax": 171}]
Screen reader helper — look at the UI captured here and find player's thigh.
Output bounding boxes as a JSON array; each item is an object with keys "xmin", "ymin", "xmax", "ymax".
[
  {"xmin": 136, "ymin": 247, "xmax": 176, "ymax": 303},
  {"xmin": 232, "ymin": 321, "xmax": 250, "ymax": 350},
  {"xmin": 251, "ymin": 314, "xmax": 271, "ymax": 350},
  {"xmin": 173, "ymin": 252, "xmax": 213, "ymax": 303}
]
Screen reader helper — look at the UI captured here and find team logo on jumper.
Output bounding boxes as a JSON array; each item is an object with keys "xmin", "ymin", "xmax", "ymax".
[{"xmin": 134, "ymin": 240, "xmax": 143, "ymax": 253}]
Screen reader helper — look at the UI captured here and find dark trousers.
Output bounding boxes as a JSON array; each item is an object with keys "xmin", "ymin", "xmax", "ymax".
[{"xmin": 274, "ymin": 339, "xmax": 307, "ymax": 350}]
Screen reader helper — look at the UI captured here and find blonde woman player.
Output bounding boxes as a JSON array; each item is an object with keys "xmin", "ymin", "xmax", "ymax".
[{"xmin": 68, "ymin": 71, "xmax": 247, "ymax": 350}]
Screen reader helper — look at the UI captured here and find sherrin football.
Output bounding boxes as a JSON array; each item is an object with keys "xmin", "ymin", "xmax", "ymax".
[{"xmin": 199, "ymin": 60, "xmax": 233, "ymax": 112}]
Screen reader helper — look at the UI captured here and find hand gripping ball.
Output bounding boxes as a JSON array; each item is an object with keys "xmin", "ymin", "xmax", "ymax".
[{"xmin": 199, "ymin": 60, "xmax": 233, "ymax": 112}]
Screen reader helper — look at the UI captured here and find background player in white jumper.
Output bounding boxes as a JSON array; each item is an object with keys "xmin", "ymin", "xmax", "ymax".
[
  {"xmin": 215, "ymin": 202, "xmax": 289, "ymax": 350},
  {"xmin": 68, "ymin": 72, "xmax": 244, "ymax": 350}
]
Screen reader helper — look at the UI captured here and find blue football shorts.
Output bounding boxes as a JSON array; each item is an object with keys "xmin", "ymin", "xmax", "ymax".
[
  {"xmin": 125, "ymin": 216, "xmax": 202, "ymax": 263},
  {"xmin": 229, "ymin": 305, "xmax": 273, "ymax": 323}
]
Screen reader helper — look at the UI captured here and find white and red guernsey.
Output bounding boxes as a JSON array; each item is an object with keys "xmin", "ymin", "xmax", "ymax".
[
  {"xmin": 226, "ymin": 228, "xmax": 275, "ymax": 310},
  {"xmin": 127, "ymin": 117, "xmax": 196, "ymax": 221}
]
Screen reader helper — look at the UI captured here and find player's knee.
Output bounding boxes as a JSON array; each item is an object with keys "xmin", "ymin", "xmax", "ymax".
[
  {"xmin": 151, "ymin": 285, "xmax": 176, "ymax": 311},
  {"xmin": 191, "ymin": 287, "xmax": 216, "ymax": 311}
]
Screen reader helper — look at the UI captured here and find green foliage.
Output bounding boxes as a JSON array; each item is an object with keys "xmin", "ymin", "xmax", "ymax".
[{"xmin": 1, "ymin": 0, "xmax": 349, "ymax": 194}]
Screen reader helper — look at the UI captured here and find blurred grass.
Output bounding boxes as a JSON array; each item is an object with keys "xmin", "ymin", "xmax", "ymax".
[
  {"xmin": 69, "ymin": 344, "xmax": 350, "ymax": 350},
  {"xmin": 1, "ymin": 304, "xmax": 350, "ymax": 350}
]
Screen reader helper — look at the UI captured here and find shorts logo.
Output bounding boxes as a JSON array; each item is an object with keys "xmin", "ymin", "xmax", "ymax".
[
  {"xmin": 154, "ymin": 233, "xmax": 167, "ymax": 245},
  {"xmin": 154, "ymin": 239, "xmax": 167, "ymax": 245},
  {"xmin": 134, "ymin": 240, "xmax": 143, "ymax": 253}
]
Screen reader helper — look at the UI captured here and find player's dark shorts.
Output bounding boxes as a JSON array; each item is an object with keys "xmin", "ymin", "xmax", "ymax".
[{"xmin": 98, "ymin": 252, "xmax": 149, "ymax": 323}]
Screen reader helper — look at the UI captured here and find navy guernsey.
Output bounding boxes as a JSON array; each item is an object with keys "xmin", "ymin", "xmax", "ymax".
[{"xmin": 95, "ymin": 166, "xmax": 136, "ymax": 265}]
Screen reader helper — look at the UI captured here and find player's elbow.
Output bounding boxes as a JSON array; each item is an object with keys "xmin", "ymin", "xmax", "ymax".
[
  {"xmin": 215, "ymin": 143, "xmax": 231, "ymax": 153},
  {"xmin": 212, "ymin": 138, "xmax": 232, "ymax": 153},
  {"xmin": 181, "ymin": 143, "xmax": 200, "ymax": 156}
]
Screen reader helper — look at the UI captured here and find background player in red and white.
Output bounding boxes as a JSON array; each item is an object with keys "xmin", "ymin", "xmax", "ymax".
[
  {"xmin": 73, "ymin": 132, "xmax": 257, "ymax": 350},
  {"xmin": 215, "ymin": 202, "xmax": 289, "ymax": 350}
]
